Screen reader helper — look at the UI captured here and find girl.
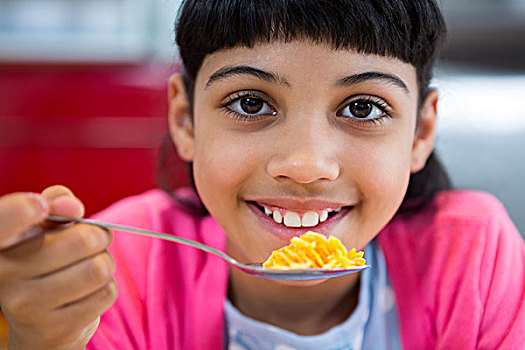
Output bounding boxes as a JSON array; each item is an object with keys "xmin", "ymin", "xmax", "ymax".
[{"xmin": 1, "ymin": 1, "xmax": 524, "ymax": 349}]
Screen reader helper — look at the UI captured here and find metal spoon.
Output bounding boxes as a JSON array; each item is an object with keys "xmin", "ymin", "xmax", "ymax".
[{"xmin": 47, "ymin": 215, "xmax": 370, "ymax": 281}]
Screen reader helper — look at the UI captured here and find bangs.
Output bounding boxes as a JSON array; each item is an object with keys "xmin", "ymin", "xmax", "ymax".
[{"xmin": 176, "ymin": 0, "xmax": 446, "ymax": 89}]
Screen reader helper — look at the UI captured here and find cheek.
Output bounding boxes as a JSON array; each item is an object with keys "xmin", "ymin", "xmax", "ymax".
[
  {"xmin": 363, "ymin": 147, "xmax": 411, "ymax": 206},
  {"xmin": 371, "ymin": 123, "xmax": 414, "ymax": 193},
  {"xmin": 343, "ymin": 131, "xmax": 413, "ymax": 227},
  {"xmin": 192, "ymin": 127, "xmax": 258, "ymax": 212}
]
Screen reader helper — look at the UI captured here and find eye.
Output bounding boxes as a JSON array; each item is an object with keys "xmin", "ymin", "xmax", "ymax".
[
  {"xmin": 337, "ymin": 98, "xmax": 387, "ymax": 120},
  {"xmin": 228, "ymin": 96, "xmax": 275, "ymax": 116}
]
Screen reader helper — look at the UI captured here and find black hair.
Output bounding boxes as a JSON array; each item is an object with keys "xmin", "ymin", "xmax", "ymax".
[
  {"xmin": 157, "ymin": 0, "xmax": 451, "ymax": 215},
  {"xmin": 176, "ymin": 0, "xmax": 447, "ymax": 107}
]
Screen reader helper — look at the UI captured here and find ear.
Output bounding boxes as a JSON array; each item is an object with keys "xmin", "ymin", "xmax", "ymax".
[
  {"xmin": 411, "ymin": 89, "xmax": 438, "ymax": 173},
  {"xmin": 168, "ymin": 73, "xmax": 194, "ymax": 162}
]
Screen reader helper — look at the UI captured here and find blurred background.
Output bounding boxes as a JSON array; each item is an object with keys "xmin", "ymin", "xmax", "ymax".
[{"xmin": 0, "ymin": 0, "xmax": 524, "ymax": 345}]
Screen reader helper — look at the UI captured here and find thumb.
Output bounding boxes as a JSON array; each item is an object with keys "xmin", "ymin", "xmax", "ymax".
[{"xmin": 41, "ymin": 185, "xmax": 85, "ymax": 219}]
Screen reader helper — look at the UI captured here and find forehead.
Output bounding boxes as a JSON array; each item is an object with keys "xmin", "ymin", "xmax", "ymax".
[{"xmin": 195, "ymin": 40, "xmax": 418, "ymax": 93}]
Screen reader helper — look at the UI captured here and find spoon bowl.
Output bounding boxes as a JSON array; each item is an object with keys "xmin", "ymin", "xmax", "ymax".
[{"xmin": 47, "ymin": 215, "xmax": 370, "ymax": 281}]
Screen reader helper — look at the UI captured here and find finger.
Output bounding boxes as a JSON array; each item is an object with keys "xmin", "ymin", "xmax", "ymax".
[
  {"xmin": 41, "ymin": 185, "xmax": 75, "ymax": 201},
  {"xmin": 41, "ymin": 185, "xmax": 85, "ymax": 219},
  {"xmin": 53, "ymin": 279, "xmax": 117, "ymax": 330},
  {"xmin": 79, "ymin": 316, "xmax": 102, "ymax": 346},
  {"xmin": 0, "ymin": 192, "xmax": 49, "ymax": 249},
  {"xmin": 28, "ymin": 284, "xmax": 115, "ymax": 347},
  {"xmin": 1, "ymin": 223, "xmax": 112, "ymax": 279},
  {"xmin": 34, "ymin": 252, "xmax": 115, "ymax": 309}
]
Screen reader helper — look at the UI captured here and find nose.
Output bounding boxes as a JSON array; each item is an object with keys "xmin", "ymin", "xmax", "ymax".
[{"xmin": 266, "ymin": 119, "xmax": 340, "ymax": 184}]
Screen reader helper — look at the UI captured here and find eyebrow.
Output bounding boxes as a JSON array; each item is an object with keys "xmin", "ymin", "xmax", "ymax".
[
  {"xmin": 205, "ymin": 65, "xmax": 409, "ymax": 93},
  {"xmin": 205, "ymin": 65, "xmax": 289, "ymax": 89},
  {"xmin": 336, "ymin": 71, "xmax": 409, "ymax": 93}
]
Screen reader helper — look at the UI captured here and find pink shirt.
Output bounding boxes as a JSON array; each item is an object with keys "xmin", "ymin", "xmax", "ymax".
[{"xmin": 87, "ymin": 189, "xmax": 525, "ymax": 349}]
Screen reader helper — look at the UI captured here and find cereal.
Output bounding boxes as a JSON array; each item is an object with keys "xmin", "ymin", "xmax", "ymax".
[{"xmin": 263, "ymin": 231, "xmax": 366, "ymax": 269}]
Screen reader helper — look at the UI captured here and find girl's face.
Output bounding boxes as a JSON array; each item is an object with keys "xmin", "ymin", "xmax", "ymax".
[{"xmin": 170, "ymin": 41, "xmax": 436, "ymax": 264}]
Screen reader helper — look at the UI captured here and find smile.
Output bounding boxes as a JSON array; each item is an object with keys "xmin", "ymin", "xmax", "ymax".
[{"xmin": 252, "ymin": 202, "xmax": 346, "ymax": 228}]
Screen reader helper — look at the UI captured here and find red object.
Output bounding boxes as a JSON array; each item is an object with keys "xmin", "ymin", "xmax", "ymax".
[{"xmin": 0, "ymin": 62, "xmax": 189, "ymax": 216}]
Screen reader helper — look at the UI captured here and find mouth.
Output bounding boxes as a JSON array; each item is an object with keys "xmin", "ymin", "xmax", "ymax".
[
  {"xmin": 246, "ymin": 199, "xmax": 353, "ymax": 237},
  {"xmin": 253, "ymin": 202, "xmax": 343, "ymax": 227}
]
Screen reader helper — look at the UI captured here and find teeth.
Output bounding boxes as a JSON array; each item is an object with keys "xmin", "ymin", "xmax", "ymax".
[
  {"xmin": 301, "ymin": 211, "xmax": 319, "ymax": 227},
  {"xmin": 262, "ymin": 205, "xmax": 344, "ymax": 227},
  {"xmin": 272, "ymin": 210, "xmax": 283, "ymax": 223},
  {"xmin": 319, "ymin": 210, "xmax": 328, "ymax": 223},
  {"xmin": 283, "ymin": 212, "xmax": 301, "ymax": 227}
]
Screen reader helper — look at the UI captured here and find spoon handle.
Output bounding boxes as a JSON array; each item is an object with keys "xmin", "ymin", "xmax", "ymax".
[{"xmin": 46, "ymin": 215, "xmax": 238, "ymax": 266}]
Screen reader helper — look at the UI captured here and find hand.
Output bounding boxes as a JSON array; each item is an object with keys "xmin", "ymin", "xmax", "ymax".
[{"xmin": 0, "ymin": 185, "xmax": 117, "ymax": 350}]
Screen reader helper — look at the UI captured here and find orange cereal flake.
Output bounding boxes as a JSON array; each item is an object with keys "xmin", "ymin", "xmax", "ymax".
[{"xmin": 262, "ymin": 231, "xmax": 366, "ymax": 269}]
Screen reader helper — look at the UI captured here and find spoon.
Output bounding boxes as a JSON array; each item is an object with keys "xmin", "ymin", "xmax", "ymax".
[{"xmin": 47, "ymin": 215, "xmax": 370, "ymax": 281}]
